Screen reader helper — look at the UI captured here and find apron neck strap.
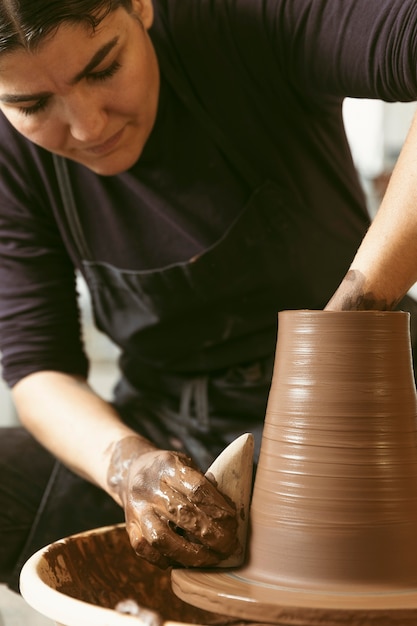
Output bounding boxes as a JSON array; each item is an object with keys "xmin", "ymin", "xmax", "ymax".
[{"xmin": 53, "ymin": 153, "xmax": 92, "ymax": 261}]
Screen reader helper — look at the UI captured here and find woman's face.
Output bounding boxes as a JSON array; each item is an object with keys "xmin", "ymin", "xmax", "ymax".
[{"xmin": 0, "ymin": 0, "xmax": 159, "ymax": 175}]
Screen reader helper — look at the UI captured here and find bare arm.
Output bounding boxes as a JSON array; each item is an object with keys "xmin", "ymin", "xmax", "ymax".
[
  {"xmin": 12, "ymin": 370, "xmax": 238, "ymax": 567},
  {"xmin": 326, "ymin": 110, "xmax": 417, "ymax": 311},
  {"xmin": 12, "ymin": 371, "xmax": 153, "ymax": 500}
]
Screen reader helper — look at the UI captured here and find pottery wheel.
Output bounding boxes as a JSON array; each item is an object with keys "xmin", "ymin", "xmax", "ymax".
[{"xmin": 171, "ymin": 568, "xmax": 417, "ymax": 625}]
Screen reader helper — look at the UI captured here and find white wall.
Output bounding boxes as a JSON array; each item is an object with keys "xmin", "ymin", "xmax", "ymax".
[
  {"xmin": 0, "ymin": 369, "xmax": 17, "ymax": 426},
  {"xmin": 343, "ymin": 99, "xmax": 417, "ymax": 176}
]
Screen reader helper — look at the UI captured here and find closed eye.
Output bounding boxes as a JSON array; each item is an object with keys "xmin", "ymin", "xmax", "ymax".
[
  {"xmin": 87, "ymin": 60, "xmax": 121, "ymax": 82},
  {"xmin": 19, "ymin": 96, "xmax": 50, "ymax": 116}
]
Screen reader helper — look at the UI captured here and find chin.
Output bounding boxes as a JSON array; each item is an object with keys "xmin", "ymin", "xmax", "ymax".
[
  {"xmin": 84, "ymin": 160, "xmax": 134, "ymax": 176},
  {"xmin": 76, "ymin": 149, "xmax": 142, "ymax": 176}
]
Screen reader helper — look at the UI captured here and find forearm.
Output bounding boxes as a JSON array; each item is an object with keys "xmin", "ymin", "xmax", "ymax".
[
  {"xmin": 12, "ymin": 370, "xmax": 156, "ymax": 504},
  {"xmin": 326, "ymin": 110, "xmax": 417, "ymax": 311},
  {"xmin": 11, "ymin": 371, "xmax": 240, "ymax": 569}
]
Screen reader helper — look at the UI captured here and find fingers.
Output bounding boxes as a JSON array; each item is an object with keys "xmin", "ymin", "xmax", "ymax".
[
  {"xmin": 127, "ymin": 511, "xmax": 229, "ymax": 568},
  {"xmin": 160, "ymin": 451, "xmax": 238, "ymax": 524},
  {"xmin": 155, "ymin": 478, "xmax": 238, "ymax": 557},
  {"xmin": 125, "ymin": 450, "xmax": 239, "ymax": 568},
  {"xmin": 173, "ymin": 460, "xmax": 237, "ymax": 518}
]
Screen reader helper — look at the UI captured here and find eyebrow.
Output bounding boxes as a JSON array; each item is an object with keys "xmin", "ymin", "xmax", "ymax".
[
  {"xmin": 70, "ymin": 35, "xmax": 119, "ymax": 84},
  {"xmin": 0, "ymin": 35, "xmax": 119, "ymax": 104}
]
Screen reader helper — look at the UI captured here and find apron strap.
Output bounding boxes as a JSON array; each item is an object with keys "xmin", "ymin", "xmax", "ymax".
[{"xmin": 52, "ymin": 153, "xmax": 93, "ymax": 261}]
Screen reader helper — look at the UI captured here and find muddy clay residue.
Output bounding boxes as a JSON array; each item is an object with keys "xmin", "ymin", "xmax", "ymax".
[{"xmin": 42, "ymin": 524, "xmax": 245, "ymax": 624}]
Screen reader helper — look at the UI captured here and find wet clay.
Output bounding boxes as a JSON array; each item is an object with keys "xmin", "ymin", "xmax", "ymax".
[
  {"xmin": 172, "ymin": 311, "xmax": 417, "ymax": 624},
  {"xmin": 41, "ymin": 523, "xmax": 241, "ymax": 624}
]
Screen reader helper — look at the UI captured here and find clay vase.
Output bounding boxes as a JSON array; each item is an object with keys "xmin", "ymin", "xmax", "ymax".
[
  {"xmin": 247, "ymin": 309, "xmax": 417, "ymax": 589},
  {"xmin": 172, "ymin": 310, "xmax": 417, "ymax": 625}
]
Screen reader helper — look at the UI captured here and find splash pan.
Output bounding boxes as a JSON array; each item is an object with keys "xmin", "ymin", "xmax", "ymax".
[{"xmin": 19, "ymin": 523, "xmax": 245, "ymax": 626}]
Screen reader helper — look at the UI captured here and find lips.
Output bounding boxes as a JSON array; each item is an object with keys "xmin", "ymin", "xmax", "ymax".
[{"xmin": 85, "ymin": 127, "xmax": 124, "ymax": 155}]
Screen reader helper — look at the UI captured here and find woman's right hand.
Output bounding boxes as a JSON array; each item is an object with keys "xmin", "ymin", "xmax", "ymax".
[{"xmin": 108, "ymin": 436, "xmax": 239, "ymax": 569}]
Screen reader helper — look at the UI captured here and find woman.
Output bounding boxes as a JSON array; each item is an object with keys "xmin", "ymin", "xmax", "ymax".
[{"xmin": 1, "ymin": 0, "xmax": 417, "ymax": 592}]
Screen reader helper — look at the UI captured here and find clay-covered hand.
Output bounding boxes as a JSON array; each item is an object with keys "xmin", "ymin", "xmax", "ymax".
[{"xmin": 109, "ymin": 437, "xmax": 239, "ymax": 569}]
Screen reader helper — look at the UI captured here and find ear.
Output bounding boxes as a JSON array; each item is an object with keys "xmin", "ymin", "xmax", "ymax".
[{"xmin": 131, "ymin": 0, "xmax": 154, "ymax": 29}]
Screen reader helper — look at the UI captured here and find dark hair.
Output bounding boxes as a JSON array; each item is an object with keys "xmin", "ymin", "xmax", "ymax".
[{"xmin": 0, "ymin": 0, "xmax": 133, "ymax": 53}]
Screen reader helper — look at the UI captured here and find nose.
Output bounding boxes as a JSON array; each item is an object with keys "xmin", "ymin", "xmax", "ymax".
[{"xmin": 61, "ymin": 90, "xmax": 108, "ymax": 143}]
